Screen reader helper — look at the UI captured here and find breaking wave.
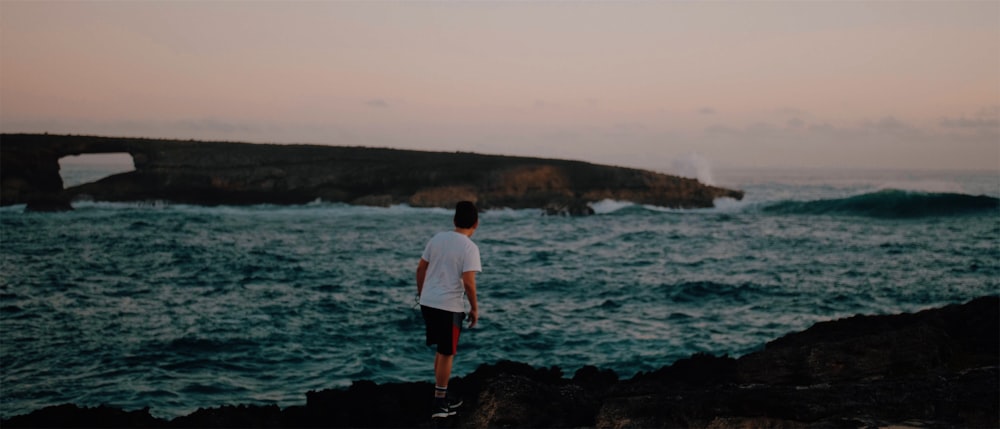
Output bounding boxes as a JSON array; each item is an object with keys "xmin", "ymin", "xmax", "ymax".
[{"xmin": 762, "ymin": 190, "xmax": 999, "ymax": 218}]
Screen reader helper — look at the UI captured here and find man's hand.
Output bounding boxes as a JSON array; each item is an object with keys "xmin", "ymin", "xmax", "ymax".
[{"xmin": 467, "ymin": 308, "xmax": 478, "ymax": 328}]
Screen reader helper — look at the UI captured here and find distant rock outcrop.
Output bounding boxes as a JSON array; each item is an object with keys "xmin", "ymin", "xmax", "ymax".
[
  {"xmin": 0, "ymin": 134, "xmax": 743, "ymax": 213},
  {"xmin": 3, "ymin": 296, "xmax": 996, "ymax": 428}
]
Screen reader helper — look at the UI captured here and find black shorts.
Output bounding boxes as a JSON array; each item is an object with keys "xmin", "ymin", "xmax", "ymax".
[{"xmin": 421, "ymin": 305, "xmax": 465, "ymax": 356}]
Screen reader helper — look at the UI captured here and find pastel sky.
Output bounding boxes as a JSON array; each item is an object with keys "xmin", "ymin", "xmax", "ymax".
[{"xmin": 2, "ymin": 1, "xmax": 998, "ymax": 173}]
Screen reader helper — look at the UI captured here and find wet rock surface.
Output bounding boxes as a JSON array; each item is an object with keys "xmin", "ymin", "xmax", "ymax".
[{"xmin": 4, "ymin": 296, "xmax": 996, "ymax": 428}]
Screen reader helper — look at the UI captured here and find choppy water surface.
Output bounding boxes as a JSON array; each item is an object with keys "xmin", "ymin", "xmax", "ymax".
[{"xmin": 2, "ymin": 168, "xmax": 997, "ymax": 418}]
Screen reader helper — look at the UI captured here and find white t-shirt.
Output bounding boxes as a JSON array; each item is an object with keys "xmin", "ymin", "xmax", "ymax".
[{"xmin": 419, "ymin": 231, "xmax": 482, "ymax": 313}]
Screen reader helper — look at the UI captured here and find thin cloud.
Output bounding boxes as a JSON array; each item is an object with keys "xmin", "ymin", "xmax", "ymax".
[
  {"xmin": 775, "ymin": 107, "xmax": 808, "ymax": 117},
  {"xmin": 940, "ymin": 116, "xmax": 1000, "ymax": 129},
  {"xmin": 171, "ymin": 118, "xmax": 258, "ymax": 134},
  {"xmin": 862, "ymin": 116, "xmax": 915, "ymax": 133},
  {"xmin": 705, "ymin": 116, "xmax": 928, "ymax": 145},
  {"xmin": 938, "ymin": 106, "xmax": 999, "ymax": 136}
]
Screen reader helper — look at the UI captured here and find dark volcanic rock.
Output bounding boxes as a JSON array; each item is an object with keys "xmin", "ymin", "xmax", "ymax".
[
  {"xmin": 1, "ymin": 404, "xmax": 164, "ymax": 428},
  {"xmin": 600, "ymin": 296, "xmax": 1000, "ymax": 429},
  {"xmin": 299, "ymin": 380, "xmax": 431, "ymax": 428},
  {"xmin": 736, "ymin": 295, "xmax": 1000, "ymax": 385},
  {"xmin": 3, "ymin": 297, "xmax": 996, "ymax": 428},
  {"xmin": 598, "ymin": 367, "xmax": 999, "ymax": 429},
  {"xmin": 1, "ymin": 134, "xmax": 743, "ymax": 212},
  {"xmin": 170, "ymin": 404, "xmax": 283, "ymax": 428},
  {"xmin": 23, "ymin": 194, "xmax": 73, "ymax": 212}
]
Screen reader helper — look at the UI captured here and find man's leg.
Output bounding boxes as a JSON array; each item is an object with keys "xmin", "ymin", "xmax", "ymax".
[
  {"xmin": 434, "ymin": 310, "xmax": 460, "ymax": 395},
  {"xmin": 429, "ymin": 309, "xmax": 463, "ymax": 418},
  {"xmin": 434, "ymin": 352, "xmax": 454, "ymax": 390},
  {"xmin": 431, "ymin": 352, "xmax": 457, "ymax": 417}
]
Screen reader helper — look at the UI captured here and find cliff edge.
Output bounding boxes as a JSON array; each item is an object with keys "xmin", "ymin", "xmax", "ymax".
[{"xmin": 0, "ymin": 134, "xmax": 743, "ymax": 213}]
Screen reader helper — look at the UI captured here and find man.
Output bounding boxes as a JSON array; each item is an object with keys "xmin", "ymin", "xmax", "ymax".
[{"xmin": 416, "ymin": 201, "xmax": 481, "ymax": 419}]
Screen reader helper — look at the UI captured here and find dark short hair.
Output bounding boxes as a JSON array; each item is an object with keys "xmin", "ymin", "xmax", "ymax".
[{"xmin": 454, "ymin": 201, "xmax": 479, "ymax": 229}]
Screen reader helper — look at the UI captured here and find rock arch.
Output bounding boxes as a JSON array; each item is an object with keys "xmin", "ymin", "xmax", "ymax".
[
  {"xmin": 1, "ymin": 134, "xmax": 143, "ymax": 211},
  {"xmin": 58, "ymin": 153, "xmax": 136, "ymax": 189}
]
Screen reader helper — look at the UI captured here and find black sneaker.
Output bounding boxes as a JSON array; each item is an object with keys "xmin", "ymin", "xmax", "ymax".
[{"xmin": 431, "ymin": 397, "xmax": 460, "ymax": 418}]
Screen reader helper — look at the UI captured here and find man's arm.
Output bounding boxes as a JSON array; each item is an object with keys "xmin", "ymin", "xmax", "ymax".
[
  {"xmin": 462, "ymin": 271, "xmax": 478, "ymax": 328},
  {"xmin": 416, "ymin": 259, "xmax": 429, "ymax": 297}
]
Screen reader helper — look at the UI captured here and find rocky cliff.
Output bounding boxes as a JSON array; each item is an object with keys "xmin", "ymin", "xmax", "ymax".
[
  {"xmin": 0, "ymin": 134, "xmax": 743, "ymax": 213},
  {"xmin": 4, "ymin": 296, "xmax": 996, "ymax": 428}
]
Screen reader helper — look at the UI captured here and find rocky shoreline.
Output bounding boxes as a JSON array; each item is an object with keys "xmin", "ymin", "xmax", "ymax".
[
  {"xmin": 0, "ymin": 134, "xmax": 743, "ymax": 214},
  {"xmin": 4, "ymin": 296, "xmax": 996, "ymax": 428}
]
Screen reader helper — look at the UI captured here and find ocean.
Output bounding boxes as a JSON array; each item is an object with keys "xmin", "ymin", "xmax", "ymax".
[{"xmin": 1, "ymin": 164, "xmax": 997, "ymax": 419}]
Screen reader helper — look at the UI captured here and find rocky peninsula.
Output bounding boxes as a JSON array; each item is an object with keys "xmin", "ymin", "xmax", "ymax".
[
  {"xmin": 3, "ymin": 296, "xmax": 996, "ymax": 428},
  {"xmin": 0, "ymin": 134, "xmax": 742, "ymax": 214}
]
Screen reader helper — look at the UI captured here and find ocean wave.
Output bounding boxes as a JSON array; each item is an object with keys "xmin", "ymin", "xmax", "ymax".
[
  {"xmin": 666, "ymin": 281, "xmax": 785, "ymax": 304},
  {"xmin": 761, "ymin": 190, "xmax": 999, "ymax": 218},
  {"xmin": 589, "ymin": 199, "xmax": 637, "ymax": 214},
  {"xmin": 589, "ymin": 199, "xmax": 724, "ymax": 215}
]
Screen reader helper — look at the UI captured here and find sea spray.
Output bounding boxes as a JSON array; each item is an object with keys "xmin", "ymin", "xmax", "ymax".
[{"xmin": 670, "ymin": 153, "xmax": 715, "ymax": 185}]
